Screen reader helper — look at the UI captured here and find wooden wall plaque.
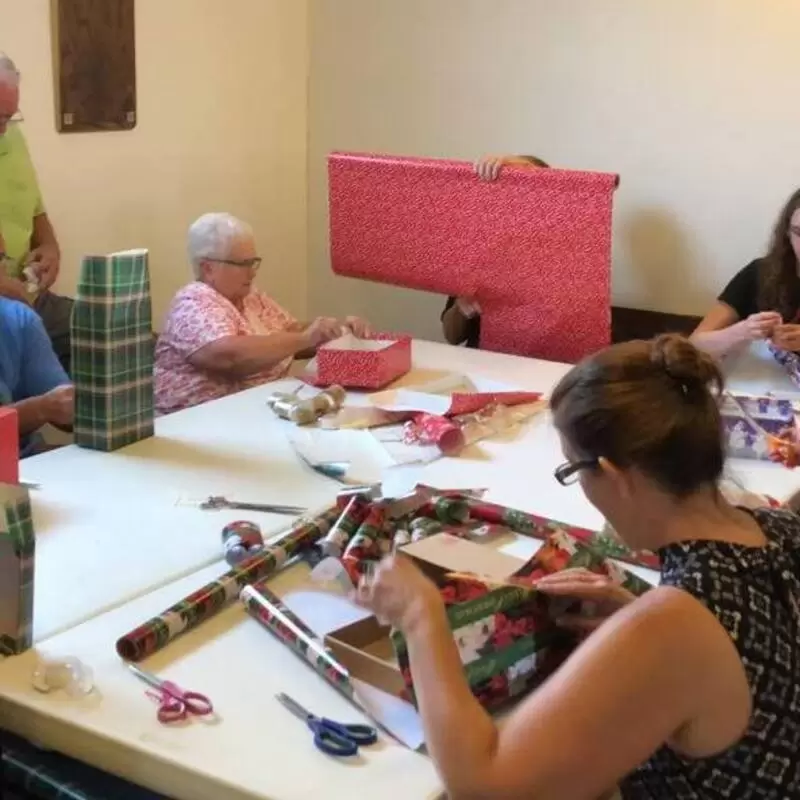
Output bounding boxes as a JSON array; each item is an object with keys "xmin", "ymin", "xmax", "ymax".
[{"xmin": 52, "ymin": 0, "xmax": 136, "ymax": 133}]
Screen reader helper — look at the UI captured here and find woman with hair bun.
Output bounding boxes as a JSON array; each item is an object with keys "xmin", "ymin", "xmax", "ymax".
[{"xmin": 355, "ymin": 334, "xmax": 800, "ymax": 799}]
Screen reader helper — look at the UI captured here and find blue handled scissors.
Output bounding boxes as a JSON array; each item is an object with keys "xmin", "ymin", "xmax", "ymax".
[{"xmin": 276, "ymin": 693, "xmax": 378, "ymax": 757}]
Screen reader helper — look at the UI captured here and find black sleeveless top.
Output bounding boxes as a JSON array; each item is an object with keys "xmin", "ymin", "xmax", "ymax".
[{"xmin": 621, "ymin": 508, "xmax": 800, "ymax": 799}]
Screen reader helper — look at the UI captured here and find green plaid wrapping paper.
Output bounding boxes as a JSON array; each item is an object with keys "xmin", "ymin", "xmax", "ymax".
[
  {"xmin": 0, "ymin": 484, "xmax": 34, "ymax": 656},
  {"xmin": 71, "ymin": 249, "xmax": 154, "ymax": 452},
  {"xmin": 1, "ymin": 730, "xmax": 169, "ymax": 799}
]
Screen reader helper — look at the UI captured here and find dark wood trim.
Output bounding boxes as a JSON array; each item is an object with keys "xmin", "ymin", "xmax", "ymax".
[{"xmin": 611, "ymin": 306, "xmax": 700, "ymax": 343}]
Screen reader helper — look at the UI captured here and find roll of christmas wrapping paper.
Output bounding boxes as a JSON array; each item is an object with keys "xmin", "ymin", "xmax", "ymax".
[
  {"xmin": 116, "ymin": 507, "xmax": 340, "ymax": 661},
  {"xmin": 410, "ymin": 516, "xmax": 444, "ymax": 542},
  {"xmin": 240, "ymin": 582, "xmax": 354, "ymax": 699},
  {"xmin": 417, "ymin": 496, "xmax": 471, "ymax": 524},
  {"xmin": 460, "ymin": 497, "xmax": 661, "ymax": 571},
  {"xmin": 404, "ymin": 413, "xmax": 465, "ymax": 454},
  {"xmin": 341, "ymin": 506, "xmax": 389, "ymax": 583},
  {"xmin": 318, "ymin": 496, "xmax": 371, "ymax": 559}
]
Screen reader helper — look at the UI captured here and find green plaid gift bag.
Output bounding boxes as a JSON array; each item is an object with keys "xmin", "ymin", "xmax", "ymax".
[
  {"xmin": 71, "ymin": 249, "xmax": 154, "ymax": 451},
  {"xmin": 0, "ymin": 484, "xmax": 34, "ymax": 656}
]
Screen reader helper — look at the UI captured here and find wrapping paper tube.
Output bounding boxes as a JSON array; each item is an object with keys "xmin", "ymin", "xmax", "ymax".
[
  {"xmin": 318, "ymin": 496, "xmax": 371, "ymax": 558},
  {"xmin": 341, "ymin": 506, "xmax": 389, "ymax": 583},
  {"xmin": 240, "ymin": 582, "xmax": 353, "ymax": 698},
  {"xmin": 115, "ymin": 507, "xmax": 340, "ymax": 661},
  {"xmin": 457, "ymin": 497, "xmax": 660, "ymax": 571}
]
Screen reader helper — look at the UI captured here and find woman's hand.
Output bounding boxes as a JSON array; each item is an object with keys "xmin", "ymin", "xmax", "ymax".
[
  {"xmin": 353, "ymin": 554, "xmax": 444, "ymax": 634},
  {"xmin": 735, "ymin": 311, "xmax": 782, "ymax": 343},
  {"xmin": 343, "ymin": 315, "xmax": 372, "ymax": 338},
  {"xmin": 474, "ymin": 154, "xmax": 543, "ymax": 181},
  {"xmin": 771, "ymin": 322, "xmax": 800, "ymax": 351},
  {"xmin": 474, "ymin": 155, "xmax": 512, "ymax": 181},
  {"xmin": 535, "ymin": 568, "xmax": 636, "ymax": 632},
  {"xmin": 305, "ymin": 316, "xmax": 344, "ymax": 347}
]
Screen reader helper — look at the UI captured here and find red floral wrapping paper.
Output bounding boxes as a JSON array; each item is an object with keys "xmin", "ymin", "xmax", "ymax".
[
  {"xmin": 314, "ymin": 334, "xmax": 412, "ymax": 390},
  {"xmin": 328, "ymin": 152, "xmax": 615, "ymax": 362},
  {"xmin": 392, "ymin": 527, "xmax": 650, "ymax": 711}
]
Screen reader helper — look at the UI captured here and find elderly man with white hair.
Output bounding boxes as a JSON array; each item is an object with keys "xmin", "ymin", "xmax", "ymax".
[
  {"xmin": 155, "ymin": 212, "xmax": 371, "ymax": 414},
  {"xmin": 0, "ymin": 53, "xmax": 72, "ymax": 371}
]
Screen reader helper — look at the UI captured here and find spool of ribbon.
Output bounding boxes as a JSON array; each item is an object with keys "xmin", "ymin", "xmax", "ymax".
[
  {"xmin": 115, "ymin": 506, "xmax": 340, "ymax": 661},
  {"xmin": 222, "ymin": 520, "xmax": 265, "ymax": 566}
]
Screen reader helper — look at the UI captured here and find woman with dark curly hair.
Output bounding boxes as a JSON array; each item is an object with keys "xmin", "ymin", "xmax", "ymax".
[{"xmin": 692, "ymin": 188, "xmax": 800, "ymax": 358}]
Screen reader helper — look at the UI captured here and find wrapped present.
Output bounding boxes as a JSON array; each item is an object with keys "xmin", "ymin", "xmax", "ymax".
[
  {"xmin": 0, "ymin": 484, "xmax": 34, "ymax": 655},
  {"xmin": 0, "ymin": 407, "xmax": 19, "ymax": 484},
  {"xmin": 719, "ymin": 393, "xmax": 799, "ymax": 464},
  {"xmin": 314, "ymin": 333, "xmax": 412, "ymax": 390},
  {"xmin": 71, "ymin": 248, "xmax": 155, "ymax": 452},
  {"xmin": 769, "ymin": 343, "xmax": 800, "ymax": 389},
  {"xmin": 327, "ymin": 529, "xmax": 650, "ymax": 713}
]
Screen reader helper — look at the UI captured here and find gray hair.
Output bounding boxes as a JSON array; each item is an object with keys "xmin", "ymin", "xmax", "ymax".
[
  {"xmin": 0, "ymin": 53, "xmax": 20, "ymax": 87},
  {"xmin": 187, "ymin": 212, "xmax": 253, "ymax": 279}
]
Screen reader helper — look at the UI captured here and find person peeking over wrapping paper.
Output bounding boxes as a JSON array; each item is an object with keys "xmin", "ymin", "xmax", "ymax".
[
  {"xmin": 441, "ymin": 153, "xmax": 550, "ymax": 348},
  {"xmin": 154, "ymin": 213, "xmax": 371, "ymax": 414},
  {"xmin": 355, "ymin": 334, "xmax": 800, "ymax": 800},
  {"xmin": 692, "ymin": 187, "xmax": 800, "ymax": 358}
]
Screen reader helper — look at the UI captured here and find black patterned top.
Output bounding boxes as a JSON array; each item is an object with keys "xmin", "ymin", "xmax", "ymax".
[{"xmin": 621, "ymin": 508, "xmax": 800, "ymax": 799}]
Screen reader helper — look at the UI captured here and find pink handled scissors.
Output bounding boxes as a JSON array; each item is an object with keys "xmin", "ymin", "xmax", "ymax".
[{"xmin": 128, "ymin": 664, "xmax": 214, "ymax": 724}]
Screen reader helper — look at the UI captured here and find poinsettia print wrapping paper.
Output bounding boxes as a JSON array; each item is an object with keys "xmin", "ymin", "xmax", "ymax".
[{"xmin": 392, "ymin": 527, "xmax": 650, "ymax": 711}]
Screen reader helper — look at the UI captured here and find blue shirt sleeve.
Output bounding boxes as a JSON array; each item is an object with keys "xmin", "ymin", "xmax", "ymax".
[{"xmin": 17, "ymin": 306, "xmax": 70, "ymax": 399}]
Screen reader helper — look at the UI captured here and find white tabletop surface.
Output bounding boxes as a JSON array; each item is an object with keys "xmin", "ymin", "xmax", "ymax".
[{"xmin": 2, "ymin": 338, "xmax": 800, "ymax": 800}]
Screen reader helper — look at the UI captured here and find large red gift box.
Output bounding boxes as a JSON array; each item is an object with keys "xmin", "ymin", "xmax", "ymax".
[{"xmin": 314, "ymin": 333, "xmax": 412, "ymax": 390}]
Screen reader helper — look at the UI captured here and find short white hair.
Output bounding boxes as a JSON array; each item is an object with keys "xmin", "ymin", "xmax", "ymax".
[
  {"xmin": 0, "ymin": 53, "xmax": 20, "ymax": 87},
  {"xmin": 187, "ymin": 212, "xmax": 253, "ymax": 279}
]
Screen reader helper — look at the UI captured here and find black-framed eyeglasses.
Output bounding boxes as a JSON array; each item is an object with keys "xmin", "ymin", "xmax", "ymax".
[
  {"xmin": 554, "ymin": 459, "xmax": 598, "ymax": 486},
  {"xmin": 210, "ymin": 256, "xmax": 262, "ymax": 271}
]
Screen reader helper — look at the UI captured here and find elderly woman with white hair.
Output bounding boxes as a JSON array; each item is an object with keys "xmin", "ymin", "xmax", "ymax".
[{"xmin": 155, "ymin": 212, "xmax": 370, "ymax": 414}]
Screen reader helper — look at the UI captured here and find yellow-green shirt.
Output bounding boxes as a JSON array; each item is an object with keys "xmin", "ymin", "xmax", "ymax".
[{"xmin": 0, "ymin": 124, "xmax": 44, "ymax": 278}]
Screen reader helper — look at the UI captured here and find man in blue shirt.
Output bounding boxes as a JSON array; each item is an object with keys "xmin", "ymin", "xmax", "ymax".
[{"xmin": 0, "ymin": 297, "xmax": 73, "ymax": 456}]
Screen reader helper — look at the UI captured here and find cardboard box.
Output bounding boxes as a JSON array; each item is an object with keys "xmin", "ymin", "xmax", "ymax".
[
  {"xmin": 326, "ymin": 534, "xmax": 575, "ymax": 712},
  {"xmin": 0, "ymin": 483, "xmax": 34, "ymax": 655},
  {"xmin": 0, "ymin": 408, "xmax": 19, "ymax": 484},
  {"xmin": 315, "ymin": 333, "xmax": 412, "ymax": 390},
  {"xmin": 720, "ymin": 394, "xmax": 796, "ymax": 461}
]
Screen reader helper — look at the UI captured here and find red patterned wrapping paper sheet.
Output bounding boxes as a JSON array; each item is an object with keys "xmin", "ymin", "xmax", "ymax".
[
  {"xmin": 0, "ymin": 408, "xmax": 19, "ymax": 485},
  {"xmin": 328, "ymin": 153, "xmax": 617, "ymax": 363}
]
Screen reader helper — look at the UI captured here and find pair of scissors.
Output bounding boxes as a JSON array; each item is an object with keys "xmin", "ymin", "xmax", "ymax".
[
  {"xmin": 128, "ymin": 664, "xmax": 214, "ymax": 724},
  {"xmin": 276, "ymin": 693, "xmax": 377, "ymax": 756},
  {"xmin": 200, "ymin": 495, "xmax": 306, "ymax": 515}
]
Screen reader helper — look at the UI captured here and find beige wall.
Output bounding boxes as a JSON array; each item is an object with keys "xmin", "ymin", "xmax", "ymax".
[
  {"xmin": 2, "ymin": 0, "xmax": 308, "ymax": 323},
  {"xmin": 308, "ymin": 0, "xmax": 800, "ymax": 339}
]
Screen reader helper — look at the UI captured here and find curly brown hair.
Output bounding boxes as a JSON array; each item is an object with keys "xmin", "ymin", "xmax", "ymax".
[{"xmin": 758, "ymin": 188, "xmax": 800, "ymax": 321}]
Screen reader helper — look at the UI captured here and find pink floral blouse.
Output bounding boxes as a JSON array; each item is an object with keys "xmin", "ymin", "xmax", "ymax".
[{"xmin": 154, "ymin": 281, "xmax": 296, "ymax": 414}]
